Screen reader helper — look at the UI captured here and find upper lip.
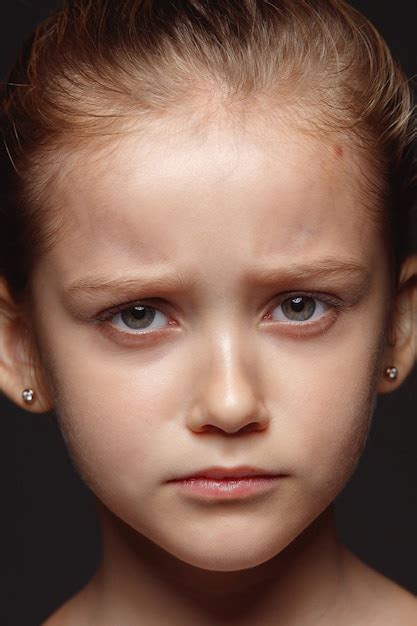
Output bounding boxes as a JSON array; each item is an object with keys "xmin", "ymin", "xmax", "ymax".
[{"xmin": 168, "ymin": 465, "xmax": 282, "ymax": 481}]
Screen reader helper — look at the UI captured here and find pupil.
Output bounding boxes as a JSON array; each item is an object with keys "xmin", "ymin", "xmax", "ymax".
[
  {"xmin": 131, "ymin": 306, "xmax": 147, "ymax": 319},
  {"xmin": 291, "ymin": 297, "xmax": 304, "ymax": 312}
]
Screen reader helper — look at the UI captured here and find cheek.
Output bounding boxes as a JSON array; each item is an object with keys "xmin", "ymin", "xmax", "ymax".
[
  {"xmin": 267, "ymin": 327, "xmax": 382, "ymax": 501},
  {"xmin": 42, "ymin": 337, "xmax": 188, "ymax": 499}
]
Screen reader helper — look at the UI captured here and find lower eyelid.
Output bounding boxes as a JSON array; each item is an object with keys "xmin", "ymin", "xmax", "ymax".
[
  {"xmin": 99, "ymin": 321, "xmax": 179, "ymax": 347},
  {"xmin": 262, "ymin": 308, "xmax": 340, "ymax": 338}
]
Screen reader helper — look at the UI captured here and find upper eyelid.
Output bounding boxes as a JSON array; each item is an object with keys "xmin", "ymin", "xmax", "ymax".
[
  {"xmin": 269, "ymin": 291, "xmax": 341, "ymax": 307},
  {"xmin": 97, "ymin": 299, "xmax": 168, "ymax": 321}
]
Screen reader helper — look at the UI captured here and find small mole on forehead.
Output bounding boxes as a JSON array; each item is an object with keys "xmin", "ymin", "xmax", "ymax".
[{"xmin": 334, "ymin": 144, "xmax": 344, "ymax": 158}]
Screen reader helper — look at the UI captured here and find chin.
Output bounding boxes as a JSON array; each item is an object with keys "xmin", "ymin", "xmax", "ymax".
[
  {"xmin": 151, "ymin": 525, "xmax": 301, "ymax": 572},
  {"xmin": 170, "ymin": 549, "xmax": 280, "ymax": 572}
]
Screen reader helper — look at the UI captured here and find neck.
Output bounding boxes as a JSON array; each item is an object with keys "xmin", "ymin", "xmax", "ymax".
[{"xmin": 80, "ymin": 502, "xmax": 350, "ymax": 626}]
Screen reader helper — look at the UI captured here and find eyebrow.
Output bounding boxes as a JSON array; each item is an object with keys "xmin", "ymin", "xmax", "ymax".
[
  {"xmin": 63, "ymin": 257, "xmax": 370, "ymax": 303},
  {"xmin": 245, "ymin": 257, "xmax": 370, "ymax": 287}
]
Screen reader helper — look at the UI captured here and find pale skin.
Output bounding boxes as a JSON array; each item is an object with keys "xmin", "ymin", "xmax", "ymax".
[{"xmin": 1, "ymin": 107, "xmax": 416, "ymax": 625}]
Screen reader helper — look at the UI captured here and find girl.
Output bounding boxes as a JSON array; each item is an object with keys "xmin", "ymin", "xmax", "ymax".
[{"xmin": 1, "ymin": 1, "xmax": 416, "ymax": 624}]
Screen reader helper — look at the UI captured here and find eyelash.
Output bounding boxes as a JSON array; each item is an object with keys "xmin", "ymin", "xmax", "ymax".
[{"xmin": 94, "ymin": 292, "xmax": 344, "ymax": 339}]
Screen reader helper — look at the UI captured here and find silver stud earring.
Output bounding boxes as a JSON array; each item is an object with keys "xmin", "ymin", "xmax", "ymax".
[
  {"xmin": 22, "ymin": 388, "xmax": 35, "ymax": 403},
  {"xmin": 385, "ymin": 366, "xmax": 398, "ymax": 380}
]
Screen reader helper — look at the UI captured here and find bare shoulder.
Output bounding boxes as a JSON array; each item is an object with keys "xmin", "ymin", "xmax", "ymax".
[
  {"xmin": 376, "ymin": 583, "xmax": 417, "ymax": 626},
  {"xmin": 41, "ymin": 584, "xmax": 95, "ymax": 626},
  {"xmin": 341, "ymin": 547, "xmax": 417, "ymax": 625},
  {"xmin": 42, "ymin": 604, "xmax": 68, "ymax": 626},
  {"xmin": 42, "ymin": 599, "xmax": 83, "ymax": 626}
]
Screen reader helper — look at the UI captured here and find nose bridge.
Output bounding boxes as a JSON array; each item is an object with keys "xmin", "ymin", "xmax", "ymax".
[{"xmin": 189, "ymin": 319, "xmax": 267, "ymax": 433}]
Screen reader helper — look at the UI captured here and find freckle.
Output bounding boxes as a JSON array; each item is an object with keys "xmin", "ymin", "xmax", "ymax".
[{"xmin": 334, "ymin": 144, "xmax": 344, "ymax": 158}]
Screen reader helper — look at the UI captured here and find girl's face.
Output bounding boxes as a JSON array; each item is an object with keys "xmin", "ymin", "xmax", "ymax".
[{"xmin": 31, "ymin": 112, "xmax": 390, "ymax": 571}]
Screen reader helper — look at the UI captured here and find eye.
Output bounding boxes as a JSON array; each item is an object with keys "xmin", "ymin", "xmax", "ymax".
[
  {"xmin": 109, "ymin": 304, "xmax": 169, "ymax": 333},
  {"xmin": 269, "ymin": 294, "xmax": 332, "ymax": 323}
]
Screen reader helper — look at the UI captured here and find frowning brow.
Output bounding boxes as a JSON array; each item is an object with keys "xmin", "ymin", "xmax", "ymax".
[
  {"xmin": 65, "ymin": 271, "xmax": 194, "ymax": 300},
  {"xmin": 245, "ymin": 257, "xmax": 370, "ymax": 286},
  {"xmin": 64, "ymin": 257, "xmax": 370, "ymax": 302}
]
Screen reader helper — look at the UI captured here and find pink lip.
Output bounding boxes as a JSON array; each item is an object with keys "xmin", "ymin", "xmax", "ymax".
[
  {"xmin": 167, "ymin": 466, "xmax": 286, "ymax": 500},
  {"xmin": 169, "ymin": 476, "xmax": 283, "ymax": 500},
  {"xmin": 169, "ymin": 465, "xmax": 282, "ymax": 480}
]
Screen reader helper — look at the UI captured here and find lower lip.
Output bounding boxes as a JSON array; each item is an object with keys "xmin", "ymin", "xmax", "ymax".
[{"xmin": 169, "ymin": 476, "xmax": 283, "ymax": 499}]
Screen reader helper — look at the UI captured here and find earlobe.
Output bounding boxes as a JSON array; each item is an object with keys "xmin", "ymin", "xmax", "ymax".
[
  {"xmin": 0, "ymin": 277, "xmax": 54, "ymax": 414},
  {"xmin": 377, "ymin": 363, "xmax": 401, "ymax": 395},
  {"xmin": 377, "ymin": 254, "xmax": 417, "ymax": 395}
]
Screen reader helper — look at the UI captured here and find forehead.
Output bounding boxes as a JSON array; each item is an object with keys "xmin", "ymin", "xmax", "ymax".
[{"xmin": 42, "ymin": 113, "xmax": 376, "ymax": 280}]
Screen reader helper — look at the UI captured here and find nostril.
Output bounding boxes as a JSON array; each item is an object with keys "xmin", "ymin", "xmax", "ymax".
[
  {"xmin": 241, "ymin": 421, "xmax": 264, "ymax": 433},
  {"xmin": 200, "ymin": 422, "xmax": 263, "ymax": 435}
]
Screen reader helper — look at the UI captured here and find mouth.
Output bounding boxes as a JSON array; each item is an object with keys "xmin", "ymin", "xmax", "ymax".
[
  {"xmin": 167, "ymin": 465, "xmax": 283, "ymax": 481},
  {"xmin": 166, "ymin": 466, "xmax": 286, "ymax": 500}
]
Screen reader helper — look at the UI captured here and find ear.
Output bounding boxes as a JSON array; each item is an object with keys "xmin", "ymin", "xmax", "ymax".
[
  {"xmin": 377, "ymin": 253, "xmax": 417, "ymax": 394},
  {"xmin": 0, "ymin": 276, "xmax": 54, "ymax": 413}
]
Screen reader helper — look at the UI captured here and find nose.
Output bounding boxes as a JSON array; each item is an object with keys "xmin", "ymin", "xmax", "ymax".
[{"xmin": 187, "ymin": 330, "xmax": 270, "ymax": 435}]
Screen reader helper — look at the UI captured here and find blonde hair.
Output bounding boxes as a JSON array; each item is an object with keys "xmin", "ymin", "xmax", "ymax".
[{"xmin": 0, "ymin": 0, "xmax": 415, "ymax": 305}]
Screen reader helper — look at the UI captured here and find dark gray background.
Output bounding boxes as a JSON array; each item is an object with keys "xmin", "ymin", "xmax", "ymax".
[{"xmin": 1, "ymin": 1, "xmax": 416, "ymax": 625}]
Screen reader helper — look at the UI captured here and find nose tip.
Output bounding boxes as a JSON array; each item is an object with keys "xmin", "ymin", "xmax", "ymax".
[
  {"xmin": 197, "ymin": 388, "xmax": 268, "ymax": 434},
  {"xmin": 187, "ymin": 340, "xmax": 269, "ymax": 434}
]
